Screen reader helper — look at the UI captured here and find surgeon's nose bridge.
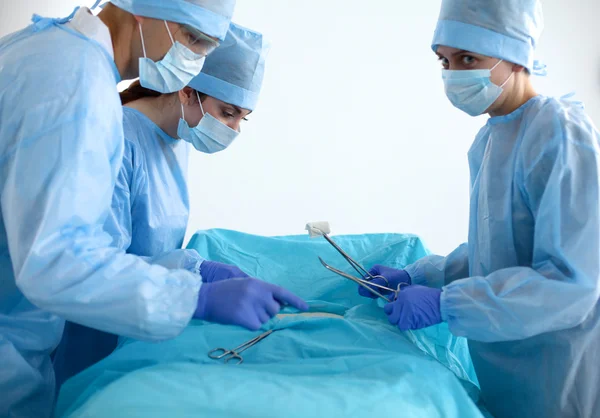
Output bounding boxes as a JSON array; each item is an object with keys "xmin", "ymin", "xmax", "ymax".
[{"xmin": 229, "ymin": 120, "xmax": 240, "ymax": 132}]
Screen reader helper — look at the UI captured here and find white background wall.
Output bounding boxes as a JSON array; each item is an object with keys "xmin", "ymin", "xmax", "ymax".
[{"xmin": 1, "ymin": 1, "xmax": 599, "ymax": 255}]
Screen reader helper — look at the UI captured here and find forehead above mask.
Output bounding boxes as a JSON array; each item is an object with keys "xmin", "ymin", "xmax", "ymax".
[
  {"xmin": 109, "ymin": 0, "xmax": 236, "ymax": 41},
  {"xmin": 431, "ymin": 0, "xmax": 543, "ymax": 72}
]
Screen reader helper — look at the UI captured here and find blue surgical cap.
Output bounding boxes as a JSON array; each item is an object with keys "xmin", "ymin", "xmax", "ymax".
[
  {"xmin": 431, "ymin": 0, "xmax": 544, "ymax": 72},
  {"xmin": 109, "ymin": 0, "xmax": 235, "ymax": 41},
  {"xmin": 188, "ymin": 23, "xmax": 270, "ymax": 111}
]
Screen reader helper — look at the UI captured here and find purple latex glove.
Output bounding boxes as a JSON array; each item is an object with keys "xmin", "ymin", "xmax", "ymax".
[
  {"xmin": 384, "ymin": 285, "xmax": 442, "ymax": 331},
  {"xmin": 358, "ymin": 265, "xmax": 412, "ymax": 298},
  {"xmin": 200, "ymin": 260, "xmax": 249, "ymax": 283},
  {"xmin": 194, "ymin": 278, "xmax": 309, "ymax": 330}
]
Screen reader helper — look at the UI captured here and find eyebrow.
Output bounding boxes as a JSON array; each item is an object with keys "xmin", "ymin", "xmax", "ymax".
[
  {"xmin": 223, "ymin": 103, "xmax": 252, "ymax": 116},
  {"xmin": 229, "ymin": 104, "xmax": 248, "ymax": 116},
  {"xmin": 436, "ymin": 49, "xmax": 470, "ymax": 59}
]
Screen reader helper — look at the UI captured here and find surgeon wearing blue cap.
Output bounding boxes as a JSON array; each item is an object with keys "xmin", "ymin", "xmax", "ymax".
[
  {"xmin": 359, "ymin": 1, "xmax": 600, "ymax": 417},
  {"xmin": 52, "ymin": 22, "xmax": 307, "ymax": 389},
  {"xmin": 0, "ymin": 0, "xmax": 241, "ymax": 416}
]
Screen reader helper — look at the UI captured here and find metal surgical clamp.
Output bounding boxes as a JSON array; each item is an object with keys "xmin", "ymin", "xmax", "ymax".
[
  {"xmin": 318, "ymin": 257, "xmax": 401, "ymax": 302},
  {"xmin": 311, "ymin": 226, "xmax": 406, "ymax": 303},
  {"xmin": 208, "ymin": 330, "xmax": 274, "ymax": 365}
]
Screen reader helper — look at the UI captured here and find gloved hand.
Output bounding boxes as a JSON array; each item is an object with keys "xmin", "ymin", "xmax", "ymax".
[
  {"xmin": 358, "ymin": 265, "xmax": 412, "ymax": 298},
  {"xmin": 200, "ymin": 260, "xmax": 249, "ymax": 283},
  {"xmin": 384, "ymin": 285, "xmax": 442, "ymax": 331},
  {"xmin": 194, "ymin": 277, "xmax": 309, "ymax": 330}
]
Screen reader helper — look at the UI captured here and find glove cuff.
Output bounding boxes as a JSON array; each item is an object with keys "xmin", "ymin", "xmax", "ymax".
[
  {"xmin": 194, "ymin": 283, "xmax": 211, "ymax": 319},
  {"xmin": 399, "ymin": 269, "xmax": 412, "ymax": 286},
  {"xmin": 199, "ymin": 260, "xmax": 215, "ymax": 283}
]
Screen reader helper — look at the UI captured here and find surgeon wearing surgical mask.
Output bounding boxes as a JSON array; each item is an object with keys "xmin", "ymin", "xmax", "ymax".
[
  {"xmin": 52, "ymin": 23, "xmax": 307, "ymax": 389},
  {"xmin": 359, "ymin": 1, "xmax": 600, "ymax": 417},
  {"xmin": 0, "ymin": 1, "xmax": 255, "ymax": 416}
]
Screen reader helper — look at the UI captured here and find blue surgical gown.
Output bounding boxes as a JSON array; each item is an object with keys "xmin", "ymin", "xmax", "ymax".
[
  {"xmin": 105, "ymin": 107, "xmax": 198, "ymax": 265},
  {"xmin": 405, "ymin": 95, "xmax": 600, "ymax": 418},
  {"xmin": 53, "ymin": 107, "xmax": 204, "ymax": 390},
  {"xmin": 0, "ymin": 17, "xmax": 201, "ymax": 417}
]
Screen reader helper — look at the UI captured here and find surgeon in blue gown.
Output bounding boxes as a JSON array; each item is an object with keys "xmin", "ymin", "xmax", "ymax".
[
  {"xmin": 52, "ymin": 22, "xmax": 288, "ymax": 390},
  {"xmin": 359, "ymin": 1, "xmax": 600, "ymax": 417},
  {"xmin": 0, "ymin": 0, "xmax": 298, "ymax": 415}
]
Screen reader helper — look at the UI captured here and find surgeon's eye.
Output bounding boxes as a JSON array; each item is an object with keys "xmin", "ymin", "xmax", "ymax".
[
  {"xmin": 461, "ymin": 55, "xmax": 477, "ymax": 66},
  {"xmin": 438, "ymin": 57, "xmax": 449, "ymax": 69},
  {"xmin": 221, "ymin": 109, "xmax": 235, "ymax": 119}
]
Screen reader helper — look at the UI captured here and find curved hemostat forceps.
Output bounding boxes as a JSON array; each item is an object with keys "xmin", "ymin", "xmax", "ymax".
[
  {"xmin": 208, "ymin": 329, "xmax": 274, "ymax": 365},
  {"xmin": 309, "ymin": 225, "xmax": 404, "ymax": 303}
]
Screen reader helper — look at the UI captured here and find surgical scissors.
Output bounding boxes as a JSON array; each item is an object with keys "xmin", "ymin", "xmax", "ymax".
[
  {"xmin": 313, "ymin": 227, "xmax": 406, "ymax": 302},
  {"xmin": 208, "ymin": 329, "xmax": 274, "ymax": 365}
]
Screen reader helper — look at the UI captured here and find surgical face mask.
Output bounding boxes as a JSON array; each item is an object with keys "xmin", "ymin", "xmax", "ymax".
[
  {"xmin": 177, "ymin": 92, "xmax": 240, "ymax": 154},
  {"xmin": 138, "ymin": 21, "xmax": 206, "ymax": 94},
  {"xmin": 442, "ymin": 60, "xmax": 514, "ymax": 117}
]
